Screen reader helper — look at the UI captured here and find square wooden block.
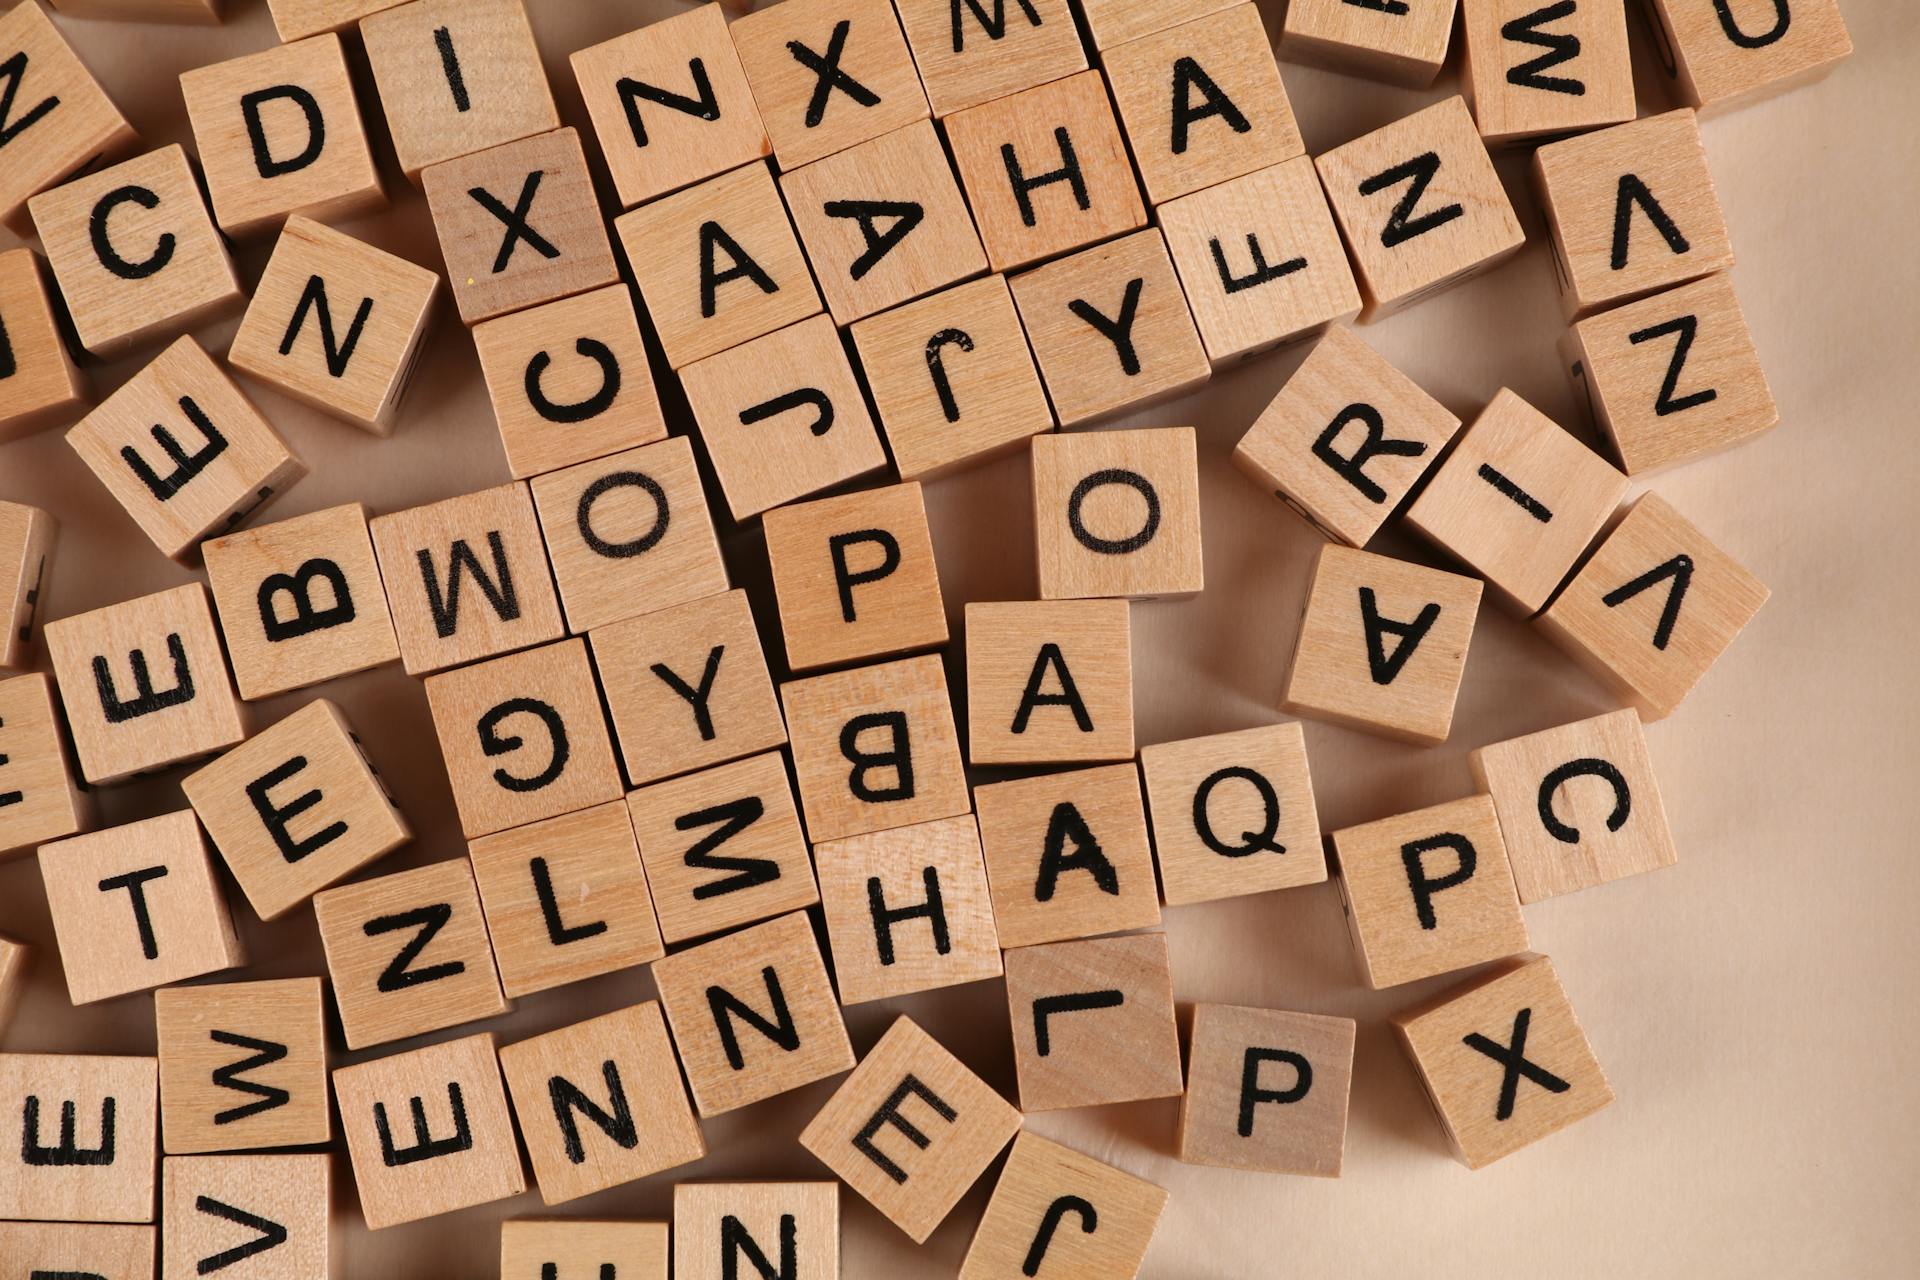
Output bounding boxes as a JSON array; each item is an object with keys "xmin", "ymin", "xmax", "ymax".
[
  {"xmin": 499, "ymin": 1002, "xmax": 704, "ymax": 1205},
  {"xmin": 1030, "ymin": 426, "xmax": 1205, "ymax": 599},
  {"xmin": 501, "ymin": 1219, "xmax": 668, "ymax": 1280},
  {"xmin": 0, "ymin": 500, "xmax": 56, "ymax": 674},
  {"xmin": 1159, "ymin": 156, "xmax": 1362, "ymax": 365},
  {"xmin": 1315, "ymin": 97, "xmax": 1524, "ymax": 320},
  {"xmin": 424, "ymin": 637, "xmax": 624, "ymax": 839},
  {"xmin": 228, "ymin": 217, "xmax": 439, "ymax": 437},
  {"xmin": 369, "ymin": 481, "xmax": 565, "ymax": 676},
  {"xmin": 332, "ymin": 1033, "xmax": 524, "ymax": 1229},
  {"xmin": 1139, "ymin": 722, "xmax": 1326, "ymax": 907},
  {"xmin": 0, "ymin": 933, "xmax": 26, "ymax": 1038},
  {"xmin": 1537, "ymin": 492, "xmax": 1768, "ymax": 719},
  {"xmin": 1078, "ymin": 0, "xmax": 1238, "ymax": 48},
  {"xmin": 961, "ymin": 1131, "xmax": 1166, "ymax": 1279},
  {"xmin": 729, "ymin": 0, "xmax": 929, "ymax": 169},
  {"xmin": 848, "ymin": 274, "xmax": 1054, "ymax": 480},
  {"xmin": 153, "ymin": 977, "xmax": 329, "ymax": 1155},
  {"xmin": 0, "ymin": 2, "xmax": 138, "ymax": 231},
  {"xmin": 0, "ymin": 1222, "xmax": 155, "ymax": 1280},
  {"xmin": 946, "ymin": 70, "xmax": 1145, "ymax": 274},
  {"xmin": 674, "ymin": 1183, "xmax": 836, "ymax": 1280},
  {"xmin": 1533, "ymin": 109, "xmax": 1734, "ymax": 320},
  {"xmin": 268, "ymin": 0, "xmax": 407, "ymax": 41},
  {"xmin": 893, "ymin": 0, "xmax": 1085, "ymax": 116},
  {"xmin": 764, "ymin": 481, "xmax": 947, "ymax": 672},
  {"xmin": 1642, "ymin": 0, "xmax": 1850, "ymax": 113},
  {"xmin": 651, "ymin": 911, "xmax": 854, "ymax": 1117},
  {"xmin": 359, "ymin": 0, "xmax": 558, "ymax": 180},
  {"xmin": 627, "ymin": 751, "xmax": 818, "ymax": 945},
  {"xmin": 570, "ymin": 1, "xmax": 769, "ymax": 209},
  {"xmin": 799, "ymin": 1016, "xmax": 1020, "ymax": 1243},
  {"xmin": 592, "ymin": 589, "xmax": 786, "ymax": 787},
  {"xmin": 1003, "ymin": 932, "xmax": 1183, "ymax": 1112},
  {"xmin": 1394, "ymin": 953, "xmax": 1612, "ymax": 1168},
  {"xmin": 183, "ymin": 699, "xmax": 409, "ymax": 922},
  {"xmin": 312, "ymin": 858, "xmax": 509, "ymax": 1051},
  {"xmin": 67, "ymin": 337, "xmax": 306, "ymax": 563},
  {"xmin": 965, "ymin": 600, "xmax": 1133, "ymax": 767},
  {"xmin": 162, "ymin": 1153, "xmax": 329, "ymax": 1279},
  {"xmin": 1179, "ymin": 1003, "xmax": 1354, "ymax": 1176},
  {"xmin": 0, "ymin": 1053, "xmax": 157, "ymax": 1223},
  {"xmin": 0, "ymin": 248, "xmax": 85, "ymax": 442},
  {"xmin": 468, "ymin": 800, "xmax": 665, "ymax": 998},
  {"xmin": 1282, "ymin": 544, "xmax": 1480, "ymax": 745},
  {"xmin": 0, "ymin": 673, "xmax": 90, "ymax": 859},
  {"xmin": 1330, "ymin": 793, "xmax": 1529, "ymax": 989},
  {"xmin": 1404, "ymin": 388, "xmax": 1630, "ymax": 614},
  {"xmin": 781, "ymin": 655, "xmax": 970, "ymax": 844},
  {"xmin": 1460, "ymin": 0, "xmax": 1633, "ymax": 144},
  {"xmin": 1565, "ymin": 272, "xmax": 1777, "ymax": 475},
  {"xmin": 780, "ymin": 119, "xmax": 987, "ymax": 325},
  {"xmin": 1278, "ymin": 0, "xmax": 1458, "ymax": 87}
]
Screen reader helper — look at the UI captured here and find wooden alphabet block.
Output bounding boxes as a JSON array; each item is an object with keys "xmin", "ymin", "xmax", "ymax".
[
  {"xmin": 473, "ymin": 285, "xmax": 665, "ymax": 480},
  {"xmin": 0, "ymin": 1222, "xmax": 154, "ymax": 1280},
  {"xmin": 673, "ymin": 1183, "xmax": 837, "ymax": 1280},
  {"xmin": 527, "ymin": 437, "xmax": 728, "ymax": 635},
  {"xmin": 162, "ymin": 1154, "xmax": 329, "ymax": 1279},
  {"xmin": 848, "ymin": 274, "xmax": 1054, "ymax": 480},
  {"xmin": 892, "ymin": 0, "xmax": 1085, "ymax": 116},
  {"xmin": 1564, "ymin": 272, "xmax": 1776, "ymax": 474},
  {"xmin": 498, "ymin": 1002, "xmax": 704, "ymax": 1204},
  {"xmin": 1234, "ymin": 324, "xmax": 1459, "ymax": 546},
  {"xmin": 961, "ymin": 1131, "xmax": 1167, "ymax": 1279},
  {"xmin": 650, "ymin": 910, "xmax": 855, "ymax": 1117},
  {"xmin": 228, "ymin": 217, "xmax": 440, "ymax": 437},
  {"xmin": 1178, "ymin": 1003, "xmax": 1354, "ymax": 1175},
  {"xmin": 0, "ymin": 933, "xmax": 25, "ymax": 1038},
  {"xmin": 1533, "ymin": 109, "xmax": 1734, "ymax": 320},
  {"xmin": 267, "ymin": 0, "xmax": 407, "ymax": 42},
  {"xmin": 0, "ymin": 1053, "xmax": 157, "ymax": 1222},
  {"xmin": 1158, "ymin": 157, "xmax": 1362, "ymax": 365},
  {"xmin": 1030, "ymin": 426, "xmax": 1205, "ymax": 599},
  {"xmin": 358, "ymin": 0, "xmax": 558, "ymax": 180},
  {"xmin": 781, "ymin": 655, "xmax": 970, "ymax": 843},
  {"xmin": 1281, "ymin": 544, "xmax": 1480, "ymax": 745},
  {"xmin": 312, "ymin": 858, "xmax": 509, "ymax": 1050},
  {"xmin": 1537, "ymin": 492, "xmax": 1767, "ymax": 718},
  {"xmin": 614, "ymin": 163, "xmax": 823, "ymax": 369},
  {"xmin": 1002, "ymin": 931, "xmax": 1182, "ymax": 1111},
  {"xmin": 0, "ymin": 673, "xmax": 90, "ymax": 859},
  {"xmin": 799, "ymin": 1015, "xmax": 1019, "ymax": 1243},
  {"xmin": 0, "ymin": 500, "xmax": 56, "ymax": 674},
  {"xmin": 1278, "ymin": 0, "xmax": 1457, "ymax": 87},
  {"xmin": 945, "ymin": 70, "xmax": 1145, "ymax": 274},
  {"xmin": 153, "ymin": 978, "xmax": 330, "ymax": 1155},
  {"xmin": 424, "ymin": 637, "xmax": 624, "ymax": 839},
  {"xmin": 678, "ymin": 314, "xmax": 889, "ymax": 520},
  {"xmin": 1459, "ymin": 0, "xmax": 1633, "ymax": 144},
  {"xmin": 1641, "ymin": 0, "xmax": 1850, "ymax": 113},
  {"xmin": 0, "ymin": 1, "xmax": 138, "ymax": 232},
  {"xmin": 1077, "ymin": 0, "xmax": 1239, "ymax": 49},
  {"xmin": 1330, "ymin": 794, "xmax": 1530, "ymax": 989},
  {"xmin": 468, "ymin": 800, "xmax": 665, "ymax": 998},
  {"xmin": 965, "ymin": 600, "xmax": 1133, "ymax": 767},
  {"xmin": 423, "ymin": 128, "xmax": 619, "ymax": 326},
  {"xmin": 1315, "ymin": 97, "xmax": 1524, "ymax": 320},
  {"xmin": 331, "ymin": 1032, "xmax": 524, "ymax": 1229},
  {"xmin": 0, "ymin": 248, "xmax": 85, "ymax": 442},
  {"xmin": 763, "ymin": 481, "xmax": 948, "ymax": 673},
  {"xmin": 1102, "ymin": 4, "xmax": 1305, "ymax": 205},
  {"xmin": 1404, "ymin": 388, "xmax": 1629, "ymax": 614},
  {"xmin": 501, "ymin": 1219, "xmax": 668, "ymax": 1280},
  {"xmin": 368, "ymin": 481, "xmax": 565, "ymax": 676},
  {"xmin": 182, "ymin": 699, "xmax": 410, "ymax": 921},
  {"xmin": 814, "ymin": 813, "xmax": 1002, "ymax": 1004},
  {"xmin": 1394, "ymin": 953, "xmax": 1612, "ymax": 1167},
  {"xmin": 780, "ymin": 119, "xmax": 988, "ymax": 325},
  {"xmin": 1139, "ymin": 723, "xmax": 1327, "ymax": 907},
  {"xmin": 591, "ymin": 589, "xmax": 786, "ymax": 787}
]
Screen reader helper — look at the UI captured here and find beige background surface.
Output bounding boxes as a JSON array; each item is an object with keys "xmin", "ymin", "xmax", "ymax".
[{"xmin": 2, "ymin": 1, "xmax": 1917, "ymax": 1276}]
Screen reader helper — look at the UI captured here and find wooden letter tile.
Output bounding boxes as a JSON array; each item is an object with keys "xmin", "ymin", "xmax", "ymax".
[
  {"xmin": 0, "ymin": 248, "xmax": 85, "ymax": 442},
  {"xmin": 331, "ymin": 1033, "xmax": 524, "ymax": 1228},
  {"xmin": 1178, "ymin": 1003, "xmax": 1354, "ymax": 1175},
  {"xmin": 965, "ymin": 599, "xmax": 1133, "ymax": 767},
  {"xmin": 651, "ymin": 911, "xmax": 854, "ymax": 1117},
  {"xmin": 1403, "ymin": 388, "xmax": 1630, "ymax": 614},
  {"xmin": 961, "ymin": 1131, "xmax": 1166, "ymax": 1279},
  {"xmin": 673, "ymin": 1183, "xmax": 837, "ymax": 1280},
  {"xmin": 1077, "ymin": 0, "xmax": 1239, "ymax": 48},
  {"xmin": 162, "ymin": 1154, "xmax": 329, "ymax": 1279},
  {"xmin": 501, "ymin": 1220, "xmax": 667, "ymax": 1280},
  {"xmin": 1139, "ymin": 722, "xmax": 1327, "ymax": 907},
  {"xmin": 781, "ymin": 655, "xmax": 970, "ymax": 843},
  {"xmin": 153, "ymin": 978, "xmax": 330, "ymax": 1154},
  {"xmin": 0, "ymin": 500, "xmax": 56, "ymax": 674},
  {"xmin": 312, "ymin": 858, "xmax": 509, "ymax": 1050},
  {"xmin": 798, "ymin": 1015, "xmax": 1019, "ymax": 1243},
  {"xmin": 267, "ymin": 0, "xmax": 408, "ymax": 42},
  {"xmin": 1030, "ymin": 426, "xmax": 1205, "ymax": 598},
  {"xmin": 0, "ymin": 1222, "xmax": 154, "ymax": 1280},
  {"xmin": 0, "ymin": 1, "xmax": 137, "ymax": 230},
  {"xmin": 1460, "ymin": 0, "xmax": 1633, "ymax": 144},
  {"xmin": 1278, "ymin": 0, "xmax": 1458, "ymax": 87},
  {"xmin": 1315, "ymin": 97, "xmax": 1524, "ymax": 319},
  {"xmin": 498, "ymin": 1002, "xmax": 704, "ymax": 1205},
  {"xmin": 0, "ymin": 933, "xmax": 26, "ymax": 1039},
  {"xmin": 1002, "ymin": 932, "xmax": 1183, "ymax": 1112},
  {"xmin": 0, "ymin": 1054, "xmax": 157, "ymax": 1223},
  {"xmin": 183, "ymin": 699, "xmax": 410, "ymax": 921},
  {"xmin": 1537, "ymin": 492, "xmax": 1767, "ymax": 718},
  {"xmin": 1641, "ymin": 0, "xmax": 1850, "ymax": 113},
  {"xmin": 893, "ymin": 0, "xmax": 1085, "ymax": 117},
  {"xmin": 1330, "ymin": 794, "xmax": 1529, "ymax": 989},
  {"xmin": 1394, "ymin": 953, "xmax": 1612, "ymax": 1167},
  {"xmin": 0, "ymin": 672, "xmax": 90, "ymax": 859}
]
